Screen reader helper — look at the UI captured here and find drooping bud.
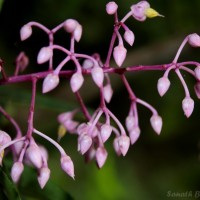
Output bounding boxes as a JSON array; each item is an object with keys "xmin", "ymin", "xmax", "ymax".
[
  {"xmin": 70, "ymin": 72, "xmax": 84, "ymax": 92},
  {"xmin": 188, "ymin": 33, "xmax": 200, "ymax": 47},
  {"xmin": 113, "ymin": 137, "xmax": 121, "ymax": 156},
  {"xmin": 26, "ymin": 142, "xmax": 43, "ymax": 169},
  {"xmin": 11, "ymin": 162, "xmax": 24, "ymax": 183},
  {"xmin": 63, "ymin": 19, "xmax": 78, "ymax": 33},
  {"xmin": 118, "ymin": 135, "xmax": 130, "ymax": 156},
  {"xmin": 42, "ymin": 73, "xmax": 59, "ymax": 93},
  {"xmin": 124, "ymin": 30, "xmax": 135, "ymax": 46},
  {"xmin": 91, "ymin": 66, "xmax": 104, "ymax": 87},
  {"xmin": 150, "ymin": 115, "xmax": 162, "ymax": 135},
  {"xmin": 20, "ymin": 24, "xmax": 32, "ymax": 41},
  {"xmin": 125, "ymin": 115, "xmax": 135, "ymax": 132},
  {"xmin": 100, "ymin": 124, "xmax": 112, "ymax": 143},
  {"xmin": 84, "ymin": 147, "xmax": 96, "ymax": 163},
  {"xmin": 194, "ymin": 66, "xmax": 200, "ymax": 80},
  {"xmin": 194, "ymin": 82, "xmax": 200, "ymax": 99},
  {"xmin": 37, "ymin": 47, "xmax": 53, "ymax": 64},
  {"xmin": 96, "ymin": 147, "xmax": 108, "ymax": 168},
  {"xmin": 74, "ymin": 24, "xmax": 82, "ymax": 42},
  {"xmin": 0, "ymin": 130, "xmax": 11, "ymax": 145},
  {"xmin": 58, "ymin": 112, "xmax": 73, "ymax": 123},
  {"xmin": 182, "ymin": 97, "xmax": 194, "ymax": 118},
  {"xmin": 77, "ymin": 123, "xmax": 89, "ymax": 135},
  {"xmin": 106, "ymin": 2, "xmax": 118, "ymax": 15},
  {"xmin": 13, "ymin": 140, "xmax": 24, "ymax": 156},
  {"xmin": 38, "ymin": 145, "xmax": 49, "ymax": 162},
  {"xmin": 157, "ymin": 76, "xmax": 171, "ymax": 97},
  {"xmin": 79, "ymin": 134, "xmax": 93, "ymax": 155},
  {"xmin": 60, "ymin": 155, "xmax": 75, "ymax": 179},
  {"xmin": 113, "ymin": 45, "xmax": 127, "ymax": 67},
  {"xmin": 103, "ymin": 84, "xmax": 113, "ymax": 103},
  {"xmin": 38, "ymin": 167, "xmax": 50, "ymax": 189},
  {"xmin": 129, "ymin": 126, "xmax": 141, "ymax": 145},
  {"xmin": 82, "ymin": 59, "xmax": 94, "ymax": 69}
]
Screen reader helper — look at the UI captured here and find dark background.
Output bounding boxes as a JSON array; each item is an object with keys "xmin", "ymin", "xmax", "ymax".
[{"xmin": 0, "ymin": 0, "xmax": 200, "ymax": 199}]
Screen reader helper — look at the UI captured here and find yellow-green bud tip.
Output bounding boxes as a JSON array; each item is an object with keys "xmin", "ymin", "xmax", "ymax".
[{"xmin": 145, "ymin": 8, "xmax": 164, "ymax": 18}]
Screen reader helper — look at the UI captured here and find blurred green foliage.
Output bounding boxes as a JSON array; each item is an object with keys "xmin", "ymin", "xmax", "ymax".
[{"xmin": 1, "ymin": 0, "xmax": 200, "ymax": 200}]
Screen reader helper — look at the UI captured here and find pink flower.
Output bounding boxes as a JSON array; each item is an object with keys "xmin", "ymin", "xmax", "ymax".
[
  {"xmin": 70, "ymin": 72, "xmax": 84, "ymax": 92},
  {"xmin": 74, "ymin": 24, "xmax": 82, "ymax": 42},
  {"xmin": 38, "ymin": 167, "xmax": 51, "ymax": 189},
  {"xmin": 96, "ymin": 147, "xmax": 108, "ymax": 168},
  {"xmin": 100, "ymin": 124, "xmax": 112, "ymax": 143},
  {"xmin": 42, "ymin": 73, "xmax": 59, "ymax": 93},
  {"xmin": 124, "ymin": 30, "xmax": 135, "ymax": 46},
  {"xmin": 150, "ymin": 115, "xmax": 162, "ymax": 135},
  {"xmin": 37, "ymin": 47, "xmax": 53, "ymax": 64},
  {"xmin": 60, "ymin": 155, "xmax": 75, "ymax": 179},
  {"xmin": 91, "ymin": 66, "xmax": 104, "ymax": 87},
  {"xmin": 20, "ymin": 24, "xmax": 32, "ymax": 41},
  {"xmin": 11, "ymin": 162, "xmax": 24, "ymax": 183},
  {"xmin": 64, "ymin": 19, "xmax": 78, "ymax": 33},
  {"xmin": 194, "ymin": 66, "xmax": 200, "ymax": 80},
  {"xmin": 103, "ymin": 84, "xmax": 113, "ymax": 103},
  {"xmin": 157, "ymin": 76, "xmax": 171, "ymax": 97},
  {"xmin": 118, "ymin": 135, "xmax": 130, "ymax": 156},
  {"xmin": 129, "ymin": 126, "xmax": 141, "ymax": 145}
]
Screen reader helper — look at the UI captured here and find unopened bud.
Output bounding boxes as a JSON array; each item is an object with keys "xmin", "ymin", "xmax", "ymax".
[
  {"xmin": 70, "ymin": 72, "xmax": 84, "ymax": 92},
  {"xmin": 188, "ymin": 33, "xmax": 200, "ymax": 47},
  {"xmin": 118, "ymin": 135, "xmax": 130, "ymax": 156},
  {"xmin": 150, "ymin": 115, "xmax": 162, "ymax": 135},
  {"xmin": 194, "ymin": 82, "xmax": 200, "ymax": 99},
  {"xmin": 157, "ymin": 76, "xmax": 171, "ymax": 97},
  {"xmin": 182, "ymin": 97, "xmax": 194, "ymax": 118},
  {"xmin": 124, "ymin": 30, "xmax": 135, "ymax": 46},
  {"xmin": 113, "ymin": 137, "xmax": 121, "ymax": 156},
  {"xmin": 60, "ymin": 155, "xmax": 75, "ymax": 179},
  {"xmin": 42, "ymin": 73, "xmax": 59, "ymax": 93},
  {"xmin": 63, "ymin": 19, "xmax": 78, "ymax": 33},
  {"xmin": 82, "ymin": 59, "xmax": 94, "ymax": 69},
  {"xmin": 26, "ymin": 143, "xmax": 43, "ymax": 169},
  {"xmin": 0, "ymin": 130, "xmax": 11, "ymax": 145},
  {"xmin": 38, "ymin": 167, "xmax": 50, "ymax": 189},
  {"xmin": 113, "ymin": 45, "xmax": 127, "ymax": 67},
  {"xmin": 106, "ymin": 2, "xmax": 118, "ymax": 15},
  {"xmin": 20, "ymin": 24, "xmax": 32, "ymax": 41},
  {"xmin": 37, "ymin": 47, "xmax": 53, "ymax": 64},
  {"xmin": 74, "ymin": 24, "xmax": 82, "ymax": 42},
  {"xmin": 11, "ymin": 162, "xmax": 24, "ymax": 183},
  {"xmin": 91, "ymin": 66, "xmax": 104, "ymax": 87},
  {"xmin": 100, "ymin": 124, "xmax": 112, "ymax": 143},
  {"xmin": 125, "ymin": 115, "xmax": 135, "ymax": 132},
  {"xmin": 79, "ymin": 134, "xmax": 92, "ymax": 155},
  {"xmin": 129, "ymin": 126, "xmax": 140, "ymax": 145},
  {"xmin": 96, "ymin": 147, "xmax": 108, "ymax": 168},
  {"xmin": 103, "ymin": 84, "xmax": 113, "ymax": 103},
  {"xmin": 194, "ymin": 66, "xmax": 200, "ymax": 80}
]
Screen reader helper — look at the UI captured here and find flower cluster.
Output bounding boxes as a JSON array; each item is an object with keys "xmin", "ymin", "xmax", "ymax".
[{"xmin": 0, "ymin": 1, "xmax": 200, "ymax": 189}]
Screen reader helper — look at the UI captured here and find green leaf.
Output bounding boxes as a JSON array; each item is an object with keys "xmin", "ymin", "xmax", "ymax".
[
  {"xmin": 0, "ymin": 0, "xmax": 4, "ymax": 11},
  {"xmin": 0, "ymin": 167, "xmax": 21, "ymax": 200}
]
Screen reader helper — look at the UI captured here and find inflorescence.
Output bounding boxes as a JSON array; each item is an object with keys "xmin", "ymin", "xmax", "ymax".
[{"xmin": 0, "ymin": 1, "xmax": 200, "ymax": 189}]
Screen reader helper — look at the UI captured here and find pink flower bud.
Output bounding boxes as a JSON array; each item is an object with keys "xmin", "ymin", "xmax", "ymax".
[
  {"xmin": 125, "ymin": 115, "xmax": 135, "ymax": 132},
  {"xmin": 96, "ymin": 147, "xmax": 108, "ymax": 168},
  {"xmin": 113, "ymin": 45, "xmax": 127, "ymax": 67},
  {"xmin": 11, "ymin": 162, "xmax": 24, "ymax": 183},
  {"xmin": 194, "ymin": 82, "xmax": 200, "ymax": 99},
  {"xmin": 84, "ymin": 147, "xmax": 96, "ymax": 163},
  {"xmin": 77, "ymin": 123, "xmax": 89, "ymax": 135},
  {"xmin": 58, "ymin": 112, "xmax": 73, "ymax": 124},
  {"xmin": 130, "ymin": 1, "xmax": 150, "ymax": 21},
  {"xmin": 20, "ymin": 24, "xmax": 32, "ymax": 41},
  {"xmin": 100, "ymin": 124, "xmax": 112, "ymax": 143},
  {"xmin": 16, "ymin": 52, "xmax": 29, "ymax": 72},
  {"xmin": 129, "ymin": 126, "xmax": 140, "ymax": 145},
  {"xmin": 157, "ymin": 76, "xmax": 171, "ymax": 97},
  {"xmin": 42, "ymin": 73, "xmax": 59, "ymax": 93},
  {"xmin": 63, "ymin": 120, "xmax": 78, "ymax": 132},
  {"xmin": 60, "ymin": 155, "xmax": 75, "ymax": 179},
  {"xmin": 38, "ymin": 145, "xmax": 49, "ymax": 161},
  {"xmin": 26, "ymin": 143, "xmax": 43, "ymax": 169},
  {"xmin": 13, "ymin": 140, "xmax": 24, "ymax": 156},
  {"xmin": 0, "ymin": 130, "xmax": 11, "ymax": 145},
  {"xmin": 63, "ymin": 19, "xmax": 78, "ymax": 33},
  {"xmin": 124, "ymin": 30, "xmax": 135, "ymax": 46},
  {"xmin": 118, "ymin": 135, "xmax": 130, "ymax": 156},
  {"xmin": 150, "ymin": 115, "xmax": 162, "ymax": 135},
  {"xmin": 188, "ymin": 33, "xmax": 200, "ymax": 47},
  {"xmin": 82, "ymin": 59, "xmax": 94, "ymax": 69},
  {"xmin": 74, "ymin": 24, "xmax": 82, "ymax": 42},
  {"xmin": 79, "ymin": 134, "xmax": 92, "ymax": 155},
  {"xmin": 113, "ymin": 137, "xmax": 121, "ymax": 156},
  {"xmin": 91, "ymin": 66, "xmax": 104, "ymax": 87},
  {"xmin": 182, "ymin": 97, "xmax": 194, "ymax": 118},
  {"xmin": 70, "ymin": 72, "xmax": 84, "ymax": 92},
  {"xmin": 38, "ymin": 167, "xmax": 50, "ymax": 189},
  {"xmin": 103, "ymin": 84, "xmax": 113, "ymax": 103},
  {"xmin": 37, "ymin": 47, "xmax": 53, "ymax": 64},
  {"xmin": 194, "ymin": 66, "xmax": 200, "ymax": 80},
  {"xmin": 106, "ymin": 2, "xmax": 118, "ymax": 15}
]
